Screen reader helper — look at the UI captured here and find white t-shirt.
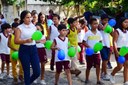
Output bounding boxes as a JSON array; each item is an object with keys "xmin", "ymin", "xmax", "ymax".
[
  {"xmin": 0, "ymin": 33, "xmax": 10, "ymax": 54},
  {"xmin": 100, "ymin": 31, "xmax": 110, "ymax": 47},
  {"xmin": 78, "ymin": 29, "xmax": 85, "ymax": 43},
  {"xmin": 54, "ymin": 36, "xmax": 70, "ymax": 62},
  {"xmin": 83, "ymin": 30, "xmax": 102, "ymax": 53},
  {"xmin": 50, "ymin": 24, "xmax": 60, "ymax": 41},
  {"xmin": 36, "ymin": 35, "xmax": 45, "ymax": 48},
  {"xmin": 116, "ymin": 29, "xmax": 128, "ymax": 48},
  {"xmin": 18, "ymin": 23, "xmax": 36, "ymax": 45}
]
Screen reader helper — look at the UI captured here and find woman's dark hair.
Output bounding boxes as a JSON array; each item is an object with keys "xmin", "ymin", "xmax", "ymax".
[
  {"xmin": 118, "ymin": 17, "xmax": 128, "ymax": 31},
  {"xmin": 89, "ymin": 18, "xmax": 97, "ymax": 24},
  {"xmin": 38, "ymin": 12, "xmax": 48, "ymax": 29},
  {"xmin": 20, "ymin": 10, "xmax": 31, "ymax": 24}
]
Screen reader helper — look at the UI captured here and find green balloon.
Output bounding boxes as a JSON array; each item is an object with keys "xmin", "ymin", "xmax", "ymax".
[
  {"xmin": 11, "ymin": 51, "xmax": 19, "ymax": 60},
  {"xmin": 119, "ymin": 46, "xmax": 128, "ymax": 56},
  {"xmin": 78, "ymin": 46, "xmax": 81, "ymax": 52},
  {"xmin": 44, "ymin": 40, "xmax": 52, "ymax": 49},
  {"xmin": 67, "ymin": 24, "xmax": 70, "ymax": 29},
  {"xmin": 104, "ymin": 25, "xmax": 113, "ymax": 33},
  {"xmin": 93, "ymin": 42, "xmax": 103, "ymax": 53},
  {"xmin": 68, "ymin": 42, "xmax": 71, "ymax": 47},
  {"xmin": 32, "ymin": 30, "xmax": 43, "ymax": 41},
  {"xmin": 68, "ymin": 47, "xmax": 76, "ymax": 57}
]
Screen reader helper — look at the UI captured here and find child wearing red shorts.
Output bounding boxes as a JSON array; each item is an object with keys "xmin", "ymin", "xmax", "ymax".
[
  {"xmin": 83, "ymin": 18, "xmax": 104, "ymax": 85},
  {"xmin": 51, "ymin": 24, "xmax": 72, "ymax": 85}
]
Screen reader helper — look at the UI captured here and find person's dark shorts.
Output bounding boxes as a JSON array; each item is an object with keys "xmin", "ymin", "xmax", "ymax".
[
  {"xmin": 100, "ymin": 46, "xmax": 110, "ymax": 61},
  {"xmin": 86, "ymin": 54, "xmax": 101, "ymax": 69},
  {"xmin": 37, "ymin": 48, "xmax": 47, "ymax": 63},
  {"xmin": 0, "ymin": 54, "xmax": 10, "ymax": 63},
  {"xmin": 56, "ymin": 61, "xmax": 70, "ymax": 73}
]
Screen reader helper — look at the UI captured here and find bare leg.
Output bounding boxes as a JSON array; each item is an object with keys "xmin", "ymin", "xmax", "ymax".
[{"xmin": 65, "ymin": 69, "xmax": 72, "ymax": 85}]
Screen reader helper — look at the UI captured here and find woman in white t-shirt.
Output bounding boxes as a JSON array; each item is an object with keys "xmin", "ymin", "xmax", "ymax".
[{"xmin": 14, "ymin": 10, "xmax": 40, "ymax": 85}]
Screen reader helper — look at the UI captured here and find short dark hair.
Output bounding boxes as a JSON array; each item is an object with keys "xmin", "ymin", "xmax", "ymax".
[
  {"xmin": 14, "ymin": 18, "xmax": 19, "ymax": 22},
  {"xmin": 67, "ymin": 18, "xmax": 75, "ymax": 25},
  {"xmin": 79, "ymin": 19, "xmax": 86, "ymax": 25},
  {"xmin": 12, "ymin": 23, "xmax": 19, "ymax": 28},
  {"xmin": 89, "ymin": 18, "xmax": 97, "ymax": 24},
  {"xmin": 53, "ymin": 14, "xmax": 60, "ymax": 20},
  {"xmin": 101, "ymin": 14, "xmax": 109, "ymax": 20},
  {"xmin": 58, "ymin": 24, "xmax": 67, "ymax": 31},
  {"xmin": 1, "ymin": 23, "xmax": 11, "ymax": 32}
]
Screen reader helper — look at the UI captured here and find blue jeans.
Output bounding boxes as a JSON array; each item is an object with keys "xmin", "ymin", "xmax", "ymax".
[{"xmin": 19, "ymin": 45, "xmax": 40, "ymax": 85}]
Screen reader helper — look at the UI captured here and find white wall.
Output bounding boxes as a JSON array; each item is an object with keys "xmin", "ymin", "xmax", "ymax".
[
  {"xmin": 27, "ymin": 0, "xmax": 49, "ymax": 5},
  {"xmin": 27, "ymin": 5, "xmax": 66, "ymax": 20}
]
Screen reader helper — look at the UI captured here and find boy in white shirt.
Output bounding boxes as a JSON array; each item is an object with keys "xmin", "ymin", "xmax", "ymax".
[
  {"xmin": 51, "ymin": 24, "xmax": 72, "ymax": 85},
  {"xmin": 83, "ymin": 18, "xmax": 104, "ymax": 85}
]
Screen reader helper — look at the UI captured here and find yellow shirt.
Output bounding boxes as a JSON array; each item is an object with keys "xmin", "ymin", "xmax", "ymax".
[
  {"xmin": 42, "ymin": 23, "xmax": 48, "ymax": 37},
  {"xmin": 10, "ymin": 34, "xmax": 19, "ymax": 55},
  {"xmin": 68, "ymin": 28, "xmax": 78, "ymax": 46}
]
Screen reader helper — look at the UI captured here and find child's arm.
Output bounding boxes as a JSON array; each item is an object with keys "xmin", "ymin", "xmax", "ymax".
[
  {"xmin": 8, "ymin": 35, "xmax": 18, "ymax": 51},
  {"xmin": 51, "ymin": 39, "xmax": 60, "ymax": 50},
  {"xmin": 47, "ymin": 26, "xmax": 51, "ymax": 40},
  {"xmin": 82, "ymin": 40, "xmax": 90, "ymax": 48},
  {"xmin": 113, "ymin": 30, "xmax": 119, "ymax": 57}
]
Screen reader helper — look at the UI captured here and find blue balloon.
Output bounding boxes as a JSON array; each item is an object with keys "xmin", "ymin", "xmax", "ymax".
[
  {"xmin": 118, "ymin": 56, "xmax": 125, "ymax": 64},
  {"xmin": 47, "ymin": 19, "xmax": 53, "ymax": 27},
  {"xmin": 85, "ymin": 48, "xmax": 94, "ymax": 56},
  {"xmin": 108, "ymin": 19, "xmax": 116, "ymax": 27},
  {"xmin": 58, "ymin": 50, "xmax": 65, "ymax": 60}
]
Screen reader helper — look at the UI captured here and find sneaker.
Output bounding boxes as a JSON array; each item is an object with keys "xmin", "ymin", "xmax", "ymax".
[
  {"xmin": 97, "ymin": 81, "xmax": 105, "ymax": 85},
  {"xmin": 75, "ymin": 69, "xmax": 81, "ymax": 77},
  {"xmin": 101, "ymin": 73, "xmax": 104, "ymax": 79},
  {"xmin": 40, "ymin": 80, "xmax": 46, "ymax": 85},
  {"xmin": 0, "ymin": 73, "xmax": 6, "ymax": 79},
  {"xmin": 85, "ymin": 80, "xmax": 91, "ymax": 84},
  {"xmin": 102, "ymin": 74, "xmax": 110, "ymax": 81},
  {"xmin": 33, "ymin": 79, "xmax": 38, "ymax": 84},
  {"xmin": 124, "ymin": 81, "xmax": 128, "ymax": 85},
  {"xmin": 109, "ymin": 75, "xmax": 115, "ymax": 84},
  {"xmin": 6, "ymin": 74, "xmax": 13, "ymax": 79}
]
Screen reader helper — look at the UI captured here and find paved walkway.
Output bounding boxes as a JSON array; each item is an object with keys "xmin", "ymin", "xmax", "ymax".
[{"xmin": 0, "ymin": 54, "xmax": 124, "ymax": 85}]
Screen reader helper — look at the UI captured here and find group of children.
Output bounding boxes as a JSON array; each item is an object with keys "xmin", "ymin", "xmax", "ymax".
[{"xmin": 0, "ymin": 9, "xmax": 128, "ymax": 85}]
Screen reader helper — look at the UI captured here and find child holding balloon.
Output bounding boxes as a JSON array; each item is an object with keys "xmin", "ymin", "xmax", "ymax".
[
  {"xmin": 99, "ymin": 14, "xmax": 111, "ymax": 80},
  {"xmin": 109, "ymin": 17, "xmax": 128, "ymax": 85},
  {"xmin": 34, "ymin": 23, "xmax": 47, "ymax": 84},
  {"xmin": 8, "ymin": 23, "xmax": 23, "ymax": 84},
  {"xmin": 0, "ymin": 23, "xmax": 12, "ymax": 79},
  {"xmin": 48, "ymin": 14, "xmax": 60, "ymax": 71},
  {"xmin": 51, "ymin": 24, "xmax": 72, "ymax": 85},
  {"xmin": 83, "ymin": 18, "xmax": 104, "ymax": 85},
  {"xmin": 67, "ymin": 17, "xmax": 81, "ymax": 76}
]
